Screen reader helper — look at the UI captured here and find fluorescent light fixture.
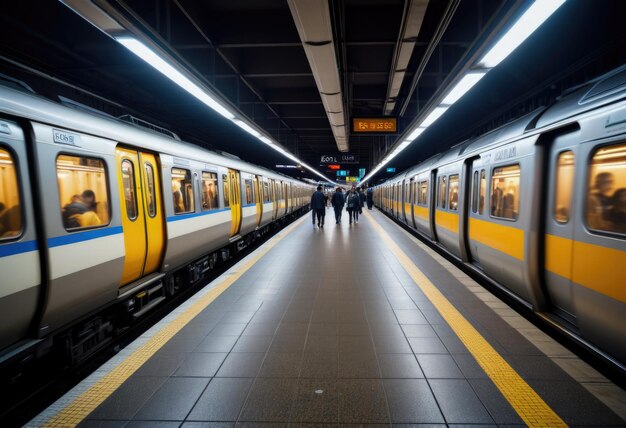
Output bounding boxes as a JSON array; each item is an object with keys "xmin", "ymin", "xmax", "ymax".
[
  {"xmin": 420, "ymin": 106, "xmax": 448, "ymax": 127},
  {"xmin": 442, "ymin": 72, "xmax": 487, "ymax": 104},
  {"xmin": 116, "ymin": 37, "xmax": 235, "ymax": 120},
  {"xmin": 233, "ymin": 119, "xmax": 260, "ymax": 138},
  {"xmin": 479, "ymin": 0, "xmax": 566, "ymax": 68},
  {"xmin": 407, "ymin": 127, "xmax": 427, "ymax": 141},
  {"xmin": 258, "ymin": 136, "xmax": 275, "ymax": 146}
]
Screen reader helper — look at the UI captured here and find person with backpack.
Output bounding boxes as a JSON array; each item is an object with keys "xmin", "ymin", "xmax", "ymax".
[{"xmin": 345, "ymin": 186, "xmax": 360, "ymax": 225}]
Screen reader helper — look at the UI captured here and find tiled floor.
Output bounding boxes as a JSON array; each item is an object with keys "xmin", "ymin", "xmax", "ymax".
[{"xmin": 46, "ymin": 208, "xmax": 625, "ymax": 426}]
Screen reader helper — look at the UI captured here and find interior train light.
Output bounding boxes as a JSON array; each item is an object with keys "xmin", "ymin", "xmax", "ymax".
[
  {"xmin": 116, "ymin": 37, "xmax": 235, "ymax": 120},
  {"xmin": 441, "ymin": 72, "xmax": 487, "ymax": 105},
  {"xmin": 407, "ymin": 127, "xmax": 426, "ymax": 141},
  {"xmin": 233, "ymin": 119, "xmax": 260, "ymax": 138},
  {"xmin": 478, "ymin": 0, "xmax": 566, "ymax": 68},
  {"xmin": 420, "ymin": 106, "xmax": 449, "ymax": 127}
]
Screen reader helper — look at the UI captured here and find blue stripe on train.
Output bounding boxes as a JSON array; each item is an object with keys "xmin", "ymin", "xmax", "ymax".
[
  {"xmin": 0, "ymin": 239, "xmax": 38, "ymax": 257},
  {"xmin": 167, "ymin": 207, "xmax": 230, "ymax": 222},
  {"xmin": 48, "ymin": 226, "xmax": 123, "ymax": 248}
]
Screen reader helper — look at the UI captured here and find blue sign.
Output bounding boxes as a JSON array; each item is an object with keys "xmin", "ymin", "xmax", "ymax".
[
  {"xmin": 386, "ymin": 167, "xmax": 396, "ymax": 173},
  {"xmin": 336, "ymin": 170, "xmax": 348, "ymax": 177},
  {"xmin": 358, "ymin": 168, "xmax": 366, "ymax": 178}
]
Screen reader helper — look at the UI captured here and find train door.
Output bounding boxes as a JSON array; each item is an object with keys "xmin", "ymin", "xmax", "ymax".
[
  {"xmin": 429, "ymin": 169, "xmax": 438, "ymax": 241},
  {"xmin": 467, "ymin": 158, "xmax": 487, "ymax": 266},
  {"xmin": 543, "ymin": 135, "xmax": 579, "ymax": 320},
  {"xmin": 227, "ymin": 169, "xmax": 242, "ymax": 237},
  {"xmin": 409, "ymin": 178, "xmax": 416, "ymax": 228},
  {"xmin": 271, "ymin": 179, "xmax": 278, "ymax": 220},
  {"xmin": 254, "ymin": 175, "xmax": 263, "ymax": 226},
  {"xmin": 116, "ymin": 147, "xmax": 165, "ymax": 285}
]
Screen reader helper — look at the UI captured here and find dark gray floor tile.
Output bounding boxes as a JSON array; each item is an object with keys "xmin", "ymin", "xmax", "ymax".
[
  {"xmin": 416, "ymin": 354, "xmax": 463, "ymax": 379},
  {"xmin": 195, "ymin": 334, "xmax": 239, "ymax": 353},
  {"xmin": 338, "ymin": 379, "xmax": 389, "ymax": 423},
  {"xmin": 269, "ymin": 335, "xmax": 307, "ymax": 353},
  {"xmin": 338, "ymin": 352, "xmax": 380, "ymax": 378},
  {"xmin": 408, "ymin": 337, "xmax": 448, "ymax": 354},
  {"xmin": 276, "ymin": 322, "xmax": 309, "ymax": 336},
  {"xmin": 391, "ymin": 424, "xmax": 446, "ymax": 427},
  {"xmin": 378, "ymin": 354, "xmax": 424, "ymax": 379},
  {"xmin": 506, "ymin": 356, "xmax": 573, "ymax": 381},
  {"xmin": 187, "ymin": 377, "xmax": 253, "ymax": 421},
  {"xmin": 134, "ymin": 351, "xmax": 187, "ymax": 377},
  {"xmin": 210, "ymin": 323, "xmax": 247, "ymax": 336},
  {"xmin": 401, "ymin": 324, "xmax": 437, "ymax": 338},
  {"xmin": 235, "ymin": 423, "xmax": 288, "ymax": 427},
  {"xmin": 429, "ymin": 379, "xmax": 494, "ymax": 424},
  {"xmin": 530, "ymin": 380, "xmax": 625, "ymax": 426},
  {"xmin": 240, "ymin": 378, "xmax": 297, "ymax": 422},
  {"xmin": 290, "ymin": 379, "xmax": 338, "ymax": 423},
  {"xmin": 232, "ymin": 335, "xmax": 273, "ymax": 353},
  {"xmin": 242, "ymin": 322, "xmax": 278, "ymax": 336},
  {"xmin": 126, "ymin": 422, "xmax": 181, "ymax": 428},
  {"xmin": 468, "ymin": 379, "xmax": 524, "ymax": 425},
  {"xmin": 182, "ymin": 423, "xmax": 234, "ymax": 428},
  {"xmin": 369, "ymin": 322, "xmax": 404, "ymax": 337},
  {"xmin": 216, "ymin": 352, "xmax": 265, "ymax": 377},
  {"xmin": 301, "ymin": 353, "xmax": 339, "ymax": 379},
  {"xmin": 338, "ymin": 323, "xmax": 370, "ymax": 336},
  {"xmin": 134, "ymin": 377, "xmax": 209, "ymax": 421},
  {"xmin": 308, "ymin": 323, "xmax": 339, "ymax": 336},
  {"xmin": 384, "ymin": 379, "xmax": 444, "ymax": 423},
  {"xmin": 421, "ymin": 310, "xmax": 446, "ymax": 325},
  {"xmin": 160, "ymin": 334, "xmax": 206, "ymax": 353},
  {"xmin": 87, "ymin": 376, "xmax": 166, "ymax": 420},
  {"xmin": 220, "ymin": 311, "xmax": 256, "ymax": 323},
  {"xmin": 372, "ymin": 335, "xmax": 412, "ymax": 354},
  {"xmin": 78, "ymin": 420, "xmax": 128, "ymax": 427},
  {"xmin": 174, "ymin": 353, "xmax": 227, "ymax": 377},
  {"xmin": 338, "ymin": 311, "xmax": 368, "ymax": 324},
  {"xmin": 338, "ymin": 336, "xmax": 375, "ymax": 354},
  {"xmin": 305, "ymin": 335, "xmax": 339, "ymax": 353},
  {"xmin": 440, "ymin": 336, "xmax": 469, "ymax": 354},
  {"xmin": 451, "ymin": 354, "xmax": 487, "ymax": 379},
  {"xmin": 394, "ymin": 310, "xmax": 428, "ymax": 325},
  {"xmin": 259, "ymin": 352, "xmax": 303, "ymax": 377}
]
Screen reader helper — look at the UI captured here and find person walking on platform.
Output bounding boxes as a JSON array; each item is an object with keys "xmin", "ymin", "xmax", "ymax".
[
  {"xmin": 358, "ymin": 186, "xmax": 366, "ymax": 215},
  {"xmin": 331, "ymin": 187, "xmax": 345, "ymax": 224},
  {"xmin": 310, "ymin": 185, "xmax": 326, "ymax": 228},
  {"xmin": 366, "ymin": 186, "xmax": 373, "ymax": 210},
  {"xmin": 346, "ymin": 186, "xmax": 360, "ymax": 225}
]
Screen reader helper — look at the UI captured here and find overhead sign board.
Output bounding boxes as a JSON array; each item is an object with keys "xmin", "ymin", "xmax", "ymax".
[
  {"xmin": 336, "ymin": 170, "xmax": 348, "ymax": 177},
  {"xmin": 346, "ymin": 176, "xmax": 358, "ymax": 182},
  {"xmin": 386, "ymin": 167, "xmax": 396, "ymax": 173},
  {"xmin": 352, "ymin": 117, "xmax": 397, "ymax": 134},
  {"xmin": 328, "ymin": 164, "xmax": 340, "ymax": 170},
  {"xmin": 321, "ymin": 154, "xmax": 359, "ymax": 164},
  {"xmin": 358, "ymin": 168, "xmax": 366, "ymax": 178}
]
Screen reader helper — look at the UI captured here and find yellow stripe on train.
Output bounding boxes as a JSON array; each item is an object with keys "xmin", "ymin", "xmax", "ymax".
[
  {"xmin": 435, "ymin": 209, "xmax": 460, "ymax": 234},
  {"xmin": 469, "ymin": 217, "xmax": 525, "ymax": 261}
]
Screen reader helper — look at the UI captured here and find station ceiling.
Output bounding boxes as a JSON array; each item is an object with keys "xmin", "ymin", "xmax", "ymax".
[{"xmin": 0, "ymin": 0, "xmax": 624, "ymax": 183}]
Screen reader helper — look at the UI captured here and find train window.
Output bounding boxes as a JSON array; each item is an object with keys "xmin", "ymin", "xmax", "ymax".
[
  {"xmin": 471, "ymin": 171, "xmax": 479, "ymax": 213},
  {"xmin": 245, "ymin": 179, "xmax": 254, "ymax": 204},
  {"xmin": 263, "ymin": 181, "xmax": 270, "ymax": 202},
  {"xmin": 490, "ymin": 164, "xmax": 520, "ymax": 220},
  {"xmin": 57, "ymin": 154, "xmax": 109, "ymax": 230},
  {"xmin": 449, "ymin": 175, "xmax": 459, "ymax": 211},
  {"xmin": 222, "ymin": 174, "xmax": 230, "ymax": 208},
  {"xmin": 171, "ymin": 167, "xmax": 194, "ymax": 214},
  {"xmin": 201, "ymin": 172, "xmax": 219, "ymax": 211},
  {"xmin": 586, "ymin": 142, "xmax": 626, "ymax": 234},
  {"xmin": 410, "ymin": 180, "xmax": 416, "ymax": 205},
  {"xmin": 144, "ymin": 163, "xmax": 156, "ymax": 218},
  {"xmin": 554, "ymin": 151, "xmax": 574, "ymax": 223},
  {"xmin": 0, "ymin": 147, "xmax": 22, "ymax": 239},
  {"xmin": 438, "ymin": 176, "xmax": 447, "ymax": 208},
  {"xmin": 418, "ymin": 181, "xmax": 428, "ymax": 205},
  {"xmin": 479, "ymin": 170, "xmax": 486, "ymax": 215},
  {"xmin": 122, "ymin": 160, "xmax": 138, "ymax": 220}
]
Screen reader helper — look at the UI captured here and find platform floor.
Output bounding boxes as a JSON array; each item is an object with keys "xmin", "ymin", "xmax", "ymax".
[{"xmin": 30, "ymin": 208, "xmax": 625, "ymax": 427}]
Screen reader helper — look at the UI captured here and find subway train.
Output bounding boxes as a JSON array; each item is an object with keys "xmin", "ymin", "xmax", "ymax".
[
  {"xmin": 374, "ymin": 65, "xmax": 626, "ymax": 370},
  {"xmin": 0, "ymin": 81, "xmax": 314, "ymax": 368}
]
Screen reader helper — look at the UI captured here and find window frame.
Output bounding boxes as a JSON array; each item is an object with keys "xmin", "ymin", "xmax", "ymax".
[
  {"xmin": 56, "ymin": 152, "xmax": 111, "ymax": 232},
  {"xmin": 144, "ymin": 162, "xmax": 157, "ymax": 218},
  {"xmin": 201, "ymin": 170, "xmax": 219, "ymax": 211},
  {"xmin": 171, "ymin": 167, "xmax": 195, "ymax": 215},
  {"xmin": 448, "ymin": 174, "xmax": 459, "ymax": 212},
  {"xmin": 438, "ymin": 175, "xmax": 447, "ymax": 209},
  {"xmin": 0, "ymin": 144, "xmax": 25, "ymax": 241},
  {"xmin": 121, "ymin": 159, "xmax": 139, "ymax": 221},
  {"xmin": 489, "ymin": 163, "xmax": 521, "ymax": 222},
  {"xmin": 553, "ymin": 150, "xmax": 574, "ymax": 224},
  {"xmin": 471, "ymin": 170, "xmax": 479, "ymax": 214}
]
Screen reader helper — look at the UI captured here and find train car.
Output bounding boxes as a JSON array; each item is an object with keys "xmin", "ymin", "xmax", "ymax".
[
  {"xmin": 0, "ymin": 82, "xmax": 314, "ymax": 367},
  {"xmin": 374, "ymin": 65, "xmax": 626, "ymax": 369}
]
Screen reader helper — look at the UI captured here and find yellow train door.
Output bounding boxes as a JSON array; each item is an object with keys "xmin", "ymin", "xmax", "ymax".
[
  {"xmin": 228, "ymin": 169, "xmax": 242, "ymax": 236},
  {"xmin": 254, "ymin": 175, "xmax": 263, "ymax": 226},
  {"xmin": 116, "ymin": 147, "xmax": 165, "ymax": 285}
]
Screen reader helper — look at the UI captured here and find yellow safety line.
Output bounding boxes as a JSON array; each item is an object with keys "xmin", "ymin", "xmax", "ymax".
[
  {"xmin": 364, "ymin": 211, "xmax": 567, "ymax": 428},
  {"xmin": 43, "ymin": 215, "xmax": 306, "ymax": 427}
]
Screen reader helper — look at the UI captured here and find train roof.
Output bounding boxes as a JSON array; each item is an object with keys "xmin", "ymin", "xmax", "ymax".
[
  {"xmin": 0, "ymin": 84, "xmax": 313, "ymax": 187},
  {"xmin": 535, "ymin": 65, "xmax": 626, "ymax": 128}
]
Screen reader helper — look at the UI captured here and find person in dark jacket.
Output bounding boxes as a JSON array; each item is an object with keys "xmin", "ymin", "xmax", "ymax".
[
  {"xmin": 358, "ymin": 187, "xmax": 366, "ymax": 215},
  {"xmin": 345, "ymin": 187, "xmax": 360, "ymax": 225},
  {"xmin": 331, "ymin": 187, "xmax": 345, "ymax": 224},
  {"xmin": 310, "ymin": 185, "xmax": 326, "ymax": 228},
  {"xmin": 366, "ymin": 187, "xmax": 373, "ymax": 209}
]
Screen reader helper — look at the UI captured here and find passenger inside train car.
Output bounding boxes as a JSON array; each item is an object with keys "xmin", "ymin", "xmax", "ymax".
[
  {"xmin": 57, "ymin": 154, "xmax": 108, "ymax": 229},
  {"xmin": 490, "ymin": 165, "xmax": 520, "ymax": 220},
  {"xmin": 587, "ymin": 142, "xmax": 626, "ymax": 233},
  {"xmin": 171, "ymin": 168, "xmax": 194, "ymax": 214},
  {"xmin": 0, "ymin": 147, "xmax": 21, "ymax": 238},
  {"xmin": 201, "ymin": 172, "xmax": 218, "ymax": 210}
]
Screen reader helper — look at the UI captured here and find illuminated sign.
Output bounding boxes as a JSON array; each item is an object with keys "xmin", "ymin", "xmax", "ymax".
[
  {"xmin": 276, "ymin": 164, "xmax": 298, "ymax": 169},
  {"xmin": 386, "ymin": 167, "xmax": 396, "ymax": 173},
  {"xmin": 352, "ymin": 117, "xmax": 397, "ymax": 133},
  {"xmin": 358, "ymin": 168, "xmax": 366, "ymax": 178},
  {"xmin": 328, "ymin": 164, "xmax": 340, "ymax": 170},
  {"xmin": 346, "ymin": 176, "xmax": 358, "ymax": 182},
  {"xmin": 321, "ymin": 154, "xmax": 359, "ymax": 164},
  {"xmin": 336, "ymin": 170, "xmax": 348, "ymax": 177}
]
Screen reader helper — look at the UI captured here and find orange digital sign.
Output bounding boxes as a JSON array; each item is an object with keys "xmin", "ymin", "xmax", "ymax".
[
  {"xmin": 328, "ymin": 164, "xmax": 340, "ymax": 170},
  {"xmin": 352, "ymin": 117, "xmax": 397, "ymax": 133}
]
